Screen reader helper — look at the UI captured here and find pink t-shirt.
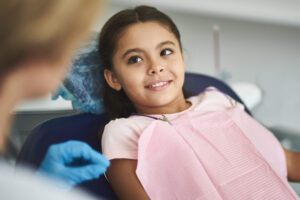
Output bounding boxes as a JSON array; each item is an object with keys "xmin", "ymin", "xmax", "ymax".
[{"xmin": 101, "ymin": 87, "xmax": 287, "ymax": 179}]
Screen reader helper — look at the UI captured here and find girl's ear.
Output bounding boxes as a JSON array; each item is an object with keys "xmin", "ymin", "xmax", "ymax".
[{"xmin": 104, "ymin": 69, "xmax": 122, "ymax": 91}]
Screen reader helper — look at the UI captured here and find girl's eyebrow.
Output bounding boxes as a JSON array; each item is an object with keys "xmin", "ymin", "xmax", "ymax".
[
  {"xmin": 121, "ymin": 41, "xmax": 175, "ymax": 59},
  {"xmin": 156, "ymin": 41, "xmax": 175, "ymax": 49},
  {"xmin": 122, "ymin": 48, "xmax": 143, "ymax": 59}
]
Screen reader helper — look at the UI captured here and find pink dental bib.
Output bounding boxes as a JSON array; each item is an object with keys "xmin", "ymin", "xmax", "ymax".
[{"xmin": 136, "ymin": 106, "xmax": 298, "ymax": 200}]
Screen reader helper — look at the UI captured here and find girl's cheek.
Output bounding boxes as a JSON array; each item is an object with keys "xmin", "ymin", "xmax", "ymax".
[{"xmin": 168, "ymin": 59, "xmax": 183, "ymax": 69}]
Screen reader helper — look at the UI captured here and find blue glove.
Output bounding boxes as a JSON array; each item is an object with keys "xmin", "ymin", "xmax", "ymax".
[{"xmin": 37, "ymin": 140, "xmax": 110, "ymax": 189}]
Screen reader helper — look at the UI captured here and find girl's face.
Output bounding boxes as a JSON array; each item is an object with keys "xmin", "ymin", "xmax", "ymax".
[{"xmin": 105, "ymin": 21, "xmax": 186, "ymax": 114}]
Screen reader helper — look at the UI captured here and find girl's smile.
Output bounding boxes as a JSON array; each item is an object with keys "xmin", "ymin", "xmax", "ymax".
[{"xmin": 145, "ymin": 80, "xmax": 172, "ymax": 91}]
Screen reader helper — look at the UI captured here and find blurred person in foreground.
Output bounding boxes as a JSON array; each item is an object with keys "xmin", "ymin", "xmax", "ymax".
[{"xmin": 0, "ymin": 0, "xmax": 109, "ymax": 199}]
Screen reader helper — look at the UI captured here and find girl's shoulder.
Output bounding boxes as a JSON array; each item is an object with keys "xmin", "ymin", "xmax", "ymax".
[
  {"xmin": 104, "ymin": 117, "xmax": 133, "ymax": 129},
  {"xmin": 187, "ymin": 86, "xmax": 244, "ymax": 112},
  {"xmin": 102, "ymin": 115, "xmax": 153, "ymax": 140},
  {"xmin": 104, "ymin": 116, "xmax": 152, "ymax": 131},
  {"xmin": 101, "ymin": 115, "xmax": 154, "ymax": 160}
]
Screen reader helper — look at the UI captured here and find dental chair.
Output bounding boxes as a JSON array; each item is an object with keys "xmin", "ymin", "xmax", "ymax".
[{"xmin": 16, "ymin": 36, "xmax": 251, "ymax": 199}]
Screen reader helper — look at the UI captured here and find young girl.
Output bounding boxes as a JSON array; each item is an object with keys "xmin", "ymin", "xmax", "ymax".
[{"xmin": 99, "ymin": 5, "xmax": 300, "ymax": 199}]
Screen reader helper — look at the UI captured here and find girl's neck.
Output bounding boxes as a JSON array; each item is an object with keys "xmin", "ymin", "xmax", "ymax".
[{"xmin": 136, "ymin": 95, "xmax": 191, "ymax": 115}]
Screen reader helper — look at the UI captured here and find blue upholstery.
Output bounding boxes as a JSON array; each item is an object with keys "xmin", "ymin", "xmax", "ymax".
[
  {"xmin": 16, "ymin": 72, "xmax": 250, "ymax": 199},
  {"xmin": 184, "ymin": 73, "xmax": 251, "ymax": 115}
]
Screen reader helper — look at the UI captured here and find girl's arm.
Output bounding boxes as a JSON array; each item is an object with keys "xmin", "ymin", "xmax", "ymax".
[
  {"xmin": 283, "ymin": 146, "xmax": 300, "ymax": 182},
  {"xmin": 106, "ymin": 159, "xmax": 150, "ymax": 200}
]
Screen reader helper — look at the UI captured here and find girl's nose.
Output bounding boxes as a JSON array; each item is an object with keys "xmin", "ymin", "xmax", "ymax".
[{"xmin": 148, "ymin": 64, "xmax": 164, "ymax": 75}]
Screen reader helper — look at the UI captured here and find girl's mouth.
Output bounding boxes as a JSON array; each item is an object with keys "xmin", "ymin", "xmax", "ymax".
[{"xmin": 145, "ymin": 80, "xmax": 172, "ymax": 91}]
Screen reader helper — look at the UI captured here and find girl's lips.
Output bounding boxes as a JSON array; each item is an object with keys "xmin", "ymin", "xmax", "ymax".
[{"xmin": 145, "ymin": 80, "xmax": 172, "ymax": 91}]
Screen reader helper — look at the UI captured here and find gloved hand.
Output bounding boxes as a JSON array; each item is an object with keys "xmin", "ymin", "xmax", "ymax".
[{"xmin": 37, "ymin": 140, "xmax": 110, "ymax": 189}]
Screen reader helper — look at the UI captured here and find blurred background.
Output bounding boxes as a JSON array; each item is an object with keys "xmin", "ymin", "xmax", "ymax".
[{"xmin": 6, "ymin": 0, "xmax": 300, "ymax": 193}]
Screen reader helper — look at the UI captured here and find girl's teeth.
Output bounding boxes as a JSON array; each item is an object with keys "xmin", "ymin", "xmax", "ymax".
[{"xmin": 151, "ymin": 81, "xmax": 167, "ymax": 88}]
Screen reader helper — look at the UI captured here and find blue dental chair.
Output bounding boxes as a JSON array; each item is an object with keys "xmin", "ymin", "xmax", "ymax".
[{"xmin": 16, "ymin": 72, "xmax": 250, "ymax": 199}]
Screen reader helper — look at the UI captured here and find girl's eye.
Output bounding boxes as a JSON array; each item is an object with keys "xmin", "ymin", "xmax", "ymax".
[
  {"xmin": 160, "ymin": 49, "xmax": 173, "ymax": 56},
  {"xmin": 128, "ymin": 56, "xmax": 142, "ymax": 64}
]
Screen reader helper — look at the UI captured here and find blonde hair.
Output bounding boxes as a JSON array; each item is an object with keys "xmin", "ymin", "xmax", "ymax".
[{"xmin": 0, "ymin": 0, "xmax": 103, "ymax": 78}]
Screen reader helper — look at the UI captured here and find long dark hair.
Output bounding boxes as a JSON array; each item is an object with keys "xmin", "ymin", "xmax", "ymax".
[{"xmin": 99, "ymin": 5, "xmax": 189, "ymax": 120}]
